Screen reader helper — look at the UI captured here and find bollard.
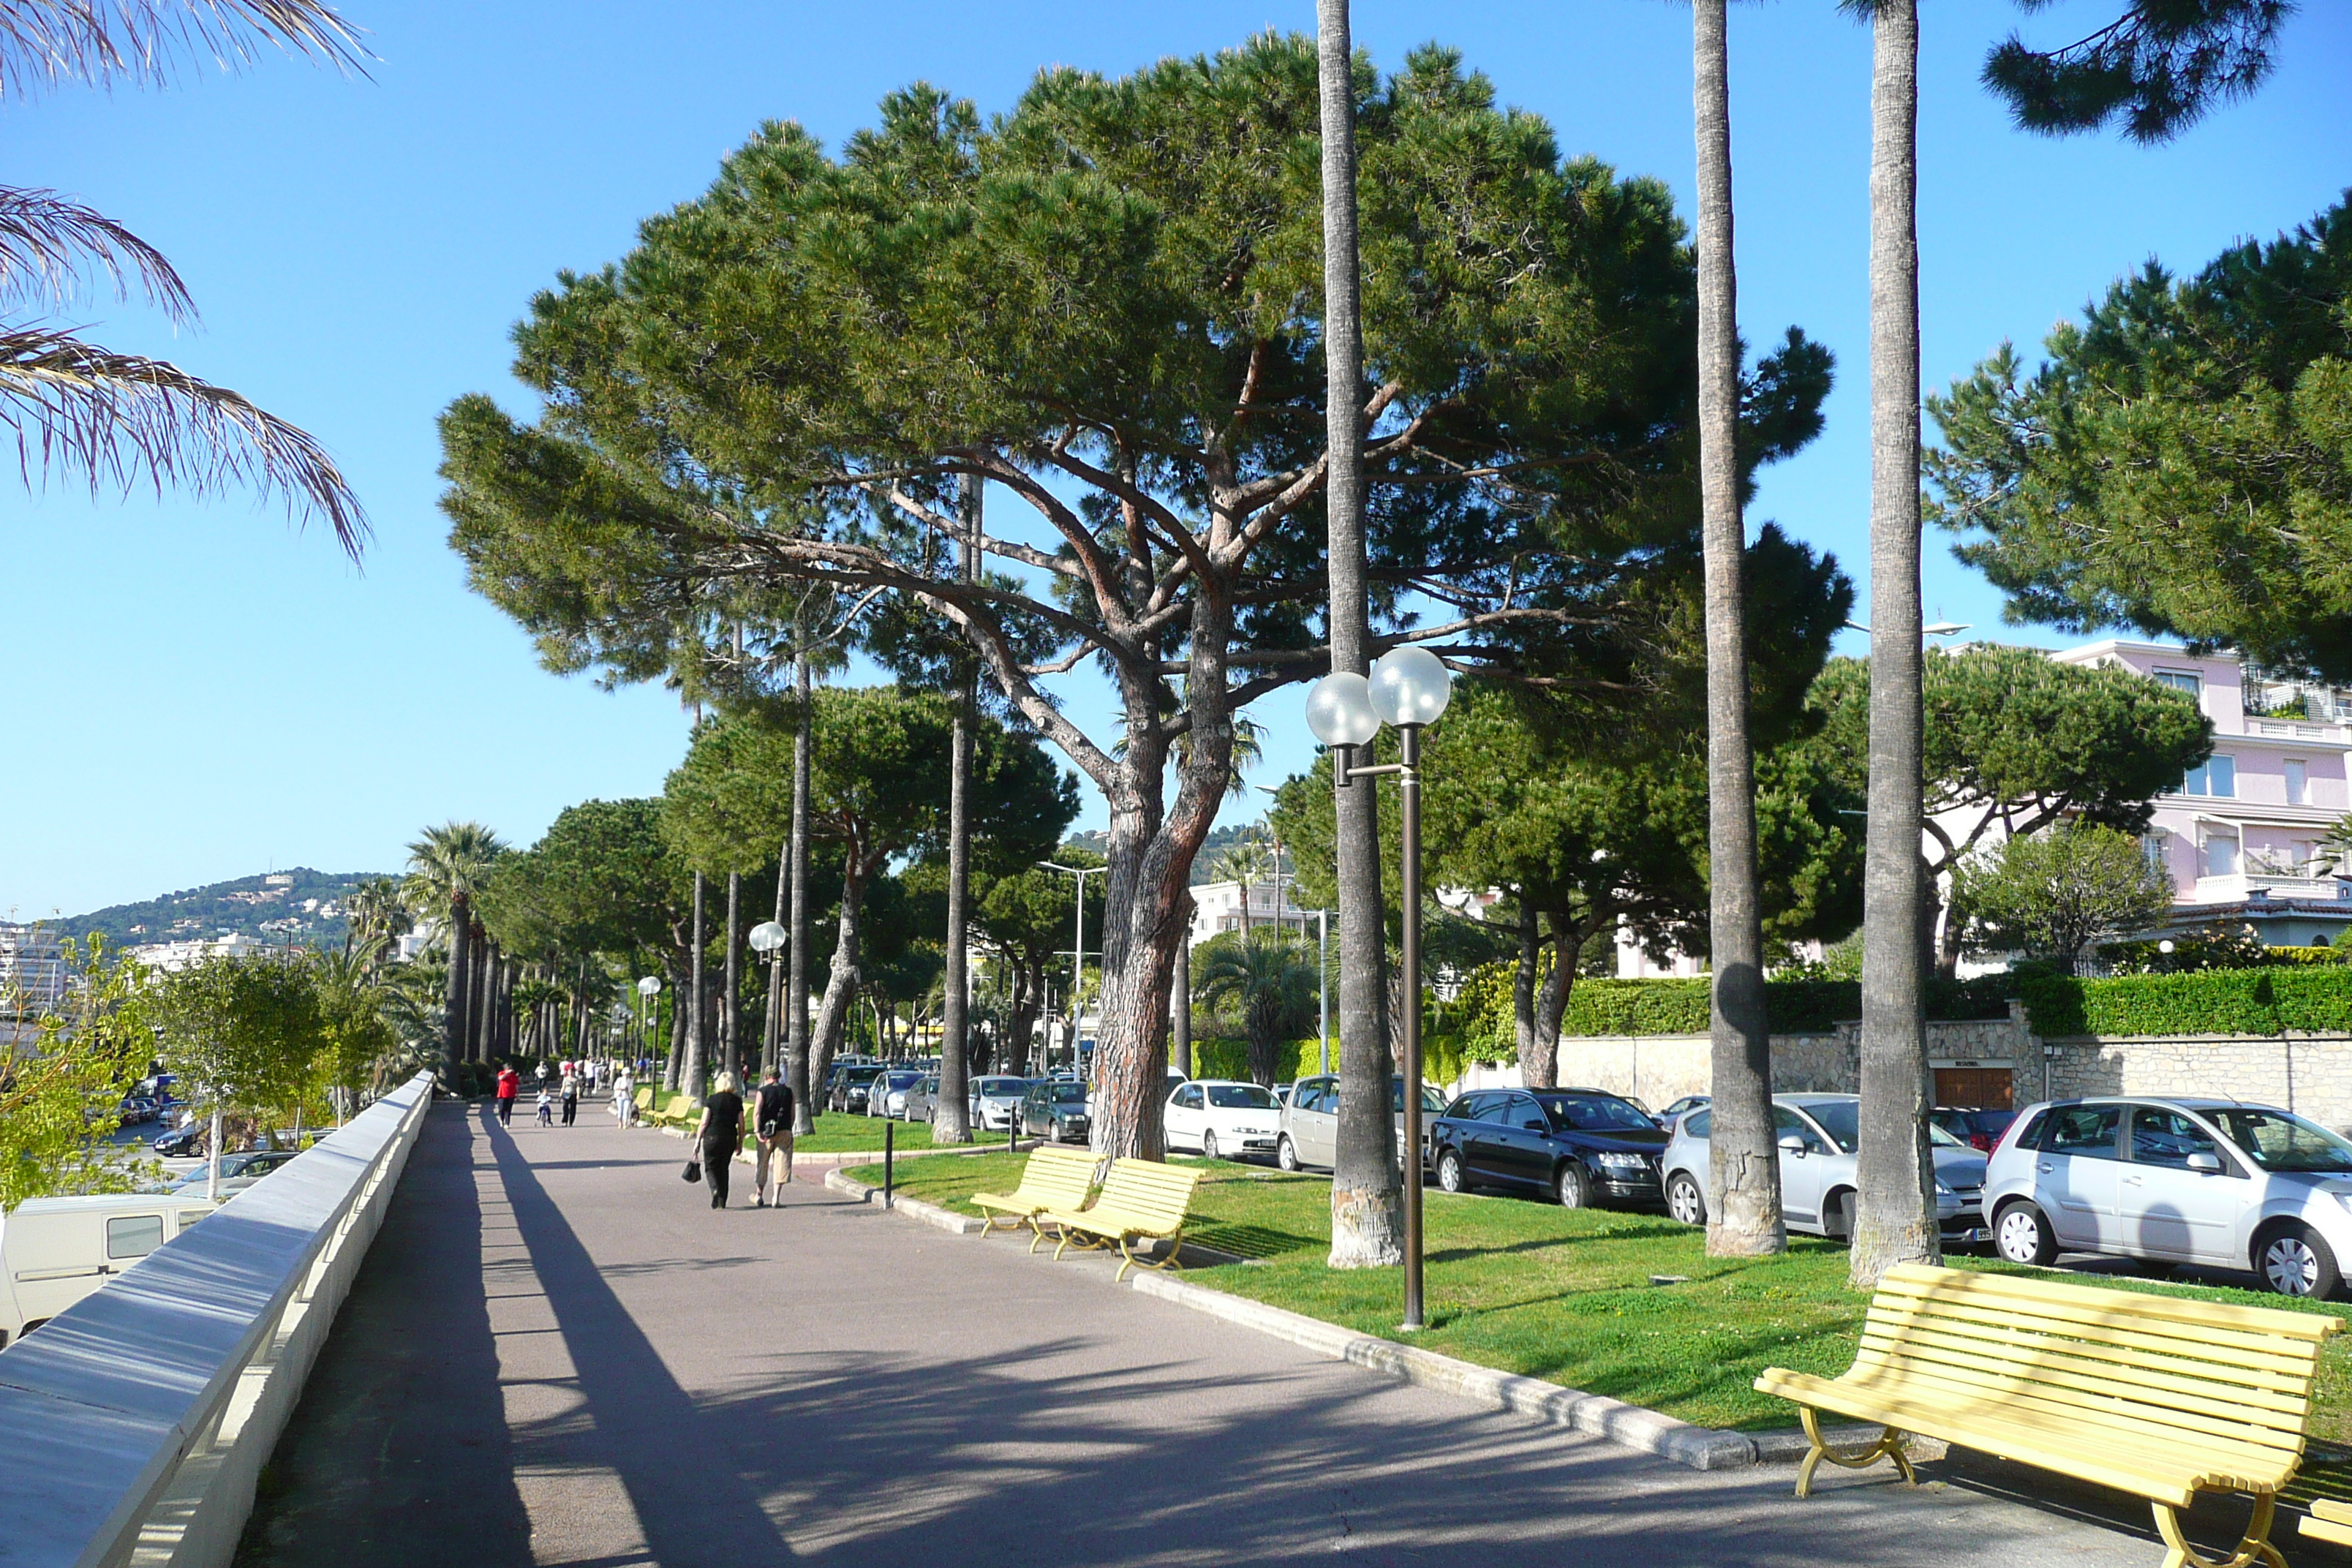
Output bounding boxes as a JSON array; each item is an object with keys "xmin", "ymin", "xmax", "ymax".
[{"xmin": 884, "ymin": 1118, "xmax": 894, "ymax": 1208}]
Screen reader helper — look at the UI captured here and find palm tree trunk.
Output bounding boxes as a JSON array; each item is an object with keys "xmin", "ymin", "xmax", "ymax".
[
  {"xmin": 937, "ymin": 471, "xmax": 981, "ymax": 1143},
  {"xmin": 1695, "ymin": 0, "xmax": 1788, "ymax": 1259},
  {"xmin": 442, "ymin": 894, "xmax": 470, "ymax": 1072},
  {"xmin": 1851, "ymin": 0, "xmax": 1940, "ymax": 1288},
  {"xmin": 724, "ymin": 869, "xmax": 743, "ymax": 1082},
  {"xmin": 685, "ymin": 872, "xmax": 708, "ymax": 1098},
  {"xmin": 471, "ymin": 930, "xmax": 494, "ymax": 1063},
  {"xmin": 1317, "ymin": 0, "xmax": 1403, "ymax": 1270},
  {"xmin": 789, "ymin": 647, "xmax": 815, "ymax": 1133}
]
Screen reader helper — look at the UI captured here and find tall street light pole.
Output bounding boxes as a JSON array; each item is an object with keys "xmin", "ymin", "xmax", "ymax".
[
  {"xmin": 1306, "ymin": 644, "xmax": 1454, "ymax": 1333},
  {"xmin": 1040, "ymin": 861, "xmax": 1102, "ymax": 1073},
  {"xmin": 749, "ymin": 921, "xmax": 786, "ymax": 1079}
]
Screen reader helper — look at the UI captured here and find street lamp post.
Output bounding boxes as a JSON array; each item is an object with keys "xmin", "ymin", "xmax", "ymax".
[
  {"xmin": 636, "ymin": 975, "xmax": 661, "ymax": 1071},
  {"xmin": 1305, "ymin": 644, "xmax": 1453, "ymax": 1333},
  {"xmin": 749, "ymin": 921, "xmax": 786, "ymax": 1077},
  {"xmin": 1311, "ymin": 907, "xmax": 1331, "ymax": 1075},
  {"xmin": 1040, "ymin": 860, "xmax": 1102, "ymax": 1072}
]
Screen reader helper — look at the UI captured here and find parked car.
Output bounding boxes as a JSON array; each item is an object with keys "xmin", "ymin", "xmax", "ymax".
[
  {"xmin": 1275, "ymin": 1075, "xmax": 1449, "ymax": 1173},
  {"xmin": 902, "ymin": 1074, "xmax": 941, "ymax": 1122},
  {"xmin": 968, "ymin": 1076, "xmax": 1031, "ymax": 1132},
  {"xmin": 167, "ymin": 1148, "xmax": 303, "ymax": 1197},
  {"xmin": 828, "ymin": 1064, "xmax": 887, "ymax": 1114},
  {"xmin": 1165, "ymin": 1080, "xmax": 1283, "ymax": 1161},
  {"xmin": 0, "ymin": 1192, "xmax": 216, "ymax": 1346},
  {"xmin": 1019, "ymin": 1079, "xmax": 1091, "ymax": 1144},
  {"xmin": 869, "ymin": 1068, "xmax": 925, "ymax": 1118},
  {"xmin": 152, "ymin": 1120, "xmax": 206, "ymax": 1157},
  {"xmin": 1656, "ymin": 1095, "xmax": 1709, "ymax": 1128},
  {"xmin": 1271, "ymin": 1082, "xmax": 1294, "ymax": 1108},
  {"xmin": 1662, "ymin": 1094, "xmax": 1987, "ymax": 1242},
  {"xmin": 1428, "ymin": 1088, "xmax": 1670, "ymax": 1208},
  {"xmin": 116, "ymin": 1095, "xmax": 160, "ymax": 1126},
  {"xmin": 1984, "ymin": 1096, "xmax": 2352, "ymax": 1297},
  {"xmin": 1931, "ymin": 1106, "xmax": 2019, "ymax": 1153}
]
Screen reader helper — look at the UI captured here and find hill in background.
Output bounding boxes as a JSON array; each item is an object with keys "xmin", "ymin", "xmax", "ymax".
[{"xmin": 48, "ymin": 868, "xmax": 395, "ymax": 952}]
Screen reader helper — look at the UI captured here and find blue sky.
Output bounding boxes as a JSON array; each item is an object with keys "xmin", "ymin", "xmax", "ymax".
[{"xmin": 2, "ymin": 0, "xmax": 2344, "ymax": 919}]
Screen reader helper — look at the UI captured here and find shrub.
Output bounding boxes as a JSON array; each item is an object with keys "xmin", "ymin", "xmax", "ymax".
[{"xmin": 2022, "ymin": 966, "xmax": 2352, "ymax": 1037}]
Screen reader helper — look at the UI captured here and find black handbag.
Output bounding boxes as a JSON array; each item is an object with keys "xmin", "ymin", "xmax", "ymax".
[{"xmin": 682, "ymin": 1158, "xmax": 702, "ymax": 1183}]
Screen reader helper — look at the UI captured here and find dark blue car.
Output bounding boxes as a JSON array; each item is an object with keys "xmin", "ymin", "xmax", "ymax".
[{"xmin": 1429, "ymin": 1087, "xmax": 1670, "ymax": 1208}]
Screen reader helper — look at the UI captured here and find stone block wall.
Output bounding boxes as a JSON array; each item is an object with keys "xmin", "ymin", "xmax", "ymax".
[{"xmin": 2040, "ymin": 1034, "xmax": 2352, "ymax": 1128}]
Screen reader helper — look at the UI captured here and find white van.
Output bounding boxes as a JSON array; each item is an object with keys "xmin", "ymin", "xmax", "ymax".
[{"xmin": 0, "ymin": 1192, "xmax": 216, "ymax": 1348}]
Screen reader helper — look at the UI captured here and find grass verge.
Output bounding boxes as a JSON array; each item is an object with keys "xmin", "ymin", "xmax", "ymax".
[
  {"xmin": 846, "ymin": 1148, "xmax": 2352, "ymax": 1441},
  {"xmin": 774, "ymin": 1114, "xmax": 1008, "ymax": 1154}
]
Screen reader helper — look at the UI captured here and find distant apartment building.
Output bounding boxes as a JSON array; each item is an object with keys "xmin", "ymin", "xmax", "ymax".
[
  {"xmin": 1188, "ymin": 878, "xmax": 1319, "ymax": 946},
  {"xmin": 129, "ymin": 932, "xmax": 274, "ymax": 972},
  {"xmin": 0, "ymin": 924, "xmax": 71, "ymax": 1015}
]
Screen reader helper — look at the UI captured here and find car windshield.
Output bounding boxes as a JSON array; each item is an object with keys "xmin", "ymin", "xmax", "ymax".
[
  {"xmin": 1387, "ymin": 1081, "xmax": 1449, "ymax": 1114},
  {"xmin": 1207, "ymin": 1085, "xmax": 1277, "ymax": 1110},
  {"xmin": 977, "ymin": 1079, "xmax": 1024, "ymax": 1096},
  {"xmin": 1797, "ymin": 1100, "xmax": 1963, "ymax": 1153},
  {"xmin": 2208, "ymin": 1107, "xmax": 2352, "ymax": 1173},
  {"xmin": 1534, "ymin": 1093, "xmax": 1656, "ymax": 1133},
  {"xmin": 1049, "ymin": 1082, "xmax": 1087, "ymax": 1104},
  {"xmin": 885, "ymin": 1071, "xmax": 921, "ymax": 1088},
  {"xmin": 847, "ymin": 1067, "xmax": 884, "ymax": 1084}
]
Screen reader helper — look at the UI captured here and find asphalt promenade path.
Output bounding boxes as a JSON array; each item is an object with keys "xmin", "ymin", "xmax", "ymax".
[{"xmin": 234, "ymin": 1101, "xmax": 2314, "ymax": 1567}]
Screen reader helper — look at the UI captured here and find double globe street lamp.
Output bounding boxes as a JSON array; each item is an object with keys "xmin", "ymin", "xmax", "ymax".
[{"xmin": 1305, "ymin": 644, "xmax": 1454, "ymax": 1331}]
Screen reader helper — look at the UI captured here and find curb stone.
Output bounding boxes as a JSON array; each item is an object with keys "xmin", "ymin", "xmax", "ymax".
[{"xmin": 831, "ymin": 1162, "xmax": 1921, "ymax": 1473}]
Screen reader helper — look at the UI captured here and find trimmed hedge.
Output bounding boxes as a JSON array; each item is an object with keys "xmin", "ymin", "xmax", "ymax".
[
  {"xmin": 1550, "ymin": 975, "xmax": 2015, "ymax": 1038},
  {"xmin": 2022, "ymin": 967, "xmax": 2352, "ymax": 1038},
  {"xmin": 1186, "ymin": 1036, "xmax": 1332, "ymax": 1083}
]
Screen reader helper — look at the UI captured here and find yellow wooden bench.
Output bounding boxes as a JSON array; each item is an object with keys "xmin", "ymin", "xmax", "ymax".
[
  {"xmin": 970, "ymin": 1146, "xmax": 1101, "ymax": 1251},
  {"xmin": 647, "ymin": 1093, "xmax": 701, "ymax": 1130},
  {"xmin": 1038, "ymin": 1158, "xmax": 1205, "ymax": 1281},
  {"xmin": 633, "ymin": 1086, "xmax": 655, "ymax": 1115},
  {"xmin": 2304, "ymin": 1499, "xmax": 2352, "ymax": 1551},
  {"xmin": 1756, "ymin": 1263, "xmax": 2340, "ymax": 1568}
]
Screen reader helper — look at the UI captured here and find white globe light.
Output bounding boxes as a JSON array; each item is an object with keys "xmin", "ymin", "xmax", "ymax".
[
  {"xmin": 637, "ymin": 976, "xmax": 663, "ymax": 995},
  {"xmin": 1305, "ymin": 672, "xmax": 1381, "ymax": 747},
  {"xmin": 749, "ymin": 920, "xmax": 788, "ymax": 954},
  {"xmin": 1370, "ymin": 645, "xmax": 1454, "ymax": 727}
]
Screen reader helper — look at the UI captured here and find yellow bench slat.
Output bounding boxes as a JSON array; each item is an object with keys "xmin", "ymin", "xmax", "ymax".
[
  {"xmin": 1878, "ymin": 1262, "xmax": 2340, "ymax": 1344},
  {"xmin": 1856, "ymin": 1317, "xmax": 2313, "ymax": 1423},
  {"xmin": 1863, "ymin": 1296, "xmax": 2318, "ymax": 1392}
]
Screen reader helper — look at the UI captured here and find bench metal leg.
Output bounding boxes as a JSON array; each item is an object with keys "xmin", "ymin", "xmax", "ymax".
[
  {"xmin": 2152, "ymin": 1494, "xmax": 2283, "ymax": 1568},
  {"xmin": 1793, "ymin": 1410, "xmax": 1915, "ymax": 1499},
  {"xmin": 1114, "ymin": 1231, "xmax": 1184, "ymax": 1284}
]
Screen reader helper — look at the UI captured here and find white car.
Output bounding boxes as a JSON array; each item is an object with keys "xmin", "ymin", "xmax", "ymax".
[
  {"xmin": 1662, "ymin": 1093, "xmax": 1987, "ymax": 1242},
  {"xmin": 1985, "ymin": 1096, "xmax": 2352, "ymax": 1297},
  {"xmin": 1165, "ymin": 1079, "xmax": 1282, "ymax": 1161}
]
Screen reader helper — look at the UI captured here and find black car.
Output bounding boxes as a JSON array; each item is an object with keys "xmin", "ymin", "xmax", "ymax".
[
  {"xmin": 1019, "ymin": 1079, "xmax": 1090, "ymax": 1144},
  {"xmin": 828, "ymin": 1064, "xmax": 886, "ymax": 1114},
  {"xmin": 154, "ymin": 1121, "xmax": 206, "ymax": 1156},
  {"xmin": 1429, "ymin": 1087, "xmax": 1670, "ymax": 1208}
]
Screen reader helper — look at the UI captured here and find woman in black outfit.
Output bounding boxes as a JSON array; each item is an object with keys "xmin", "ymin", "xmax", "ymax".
[{"xmin": 694, "ymin": 1073, "xmax": 745, "ymax": 1209}]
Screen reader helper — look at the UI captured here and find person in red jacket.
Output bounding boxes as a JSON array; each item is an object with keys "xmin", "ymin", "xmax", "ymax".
[{"xmin": 495, "ymin": 1065, "xmax": 520, "ymax": 1126}]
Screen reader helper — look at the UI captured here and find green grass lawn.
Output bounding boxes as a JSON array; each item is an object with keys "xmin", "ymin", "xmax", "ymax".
[
  {"xmin": 847, "ymin": 1148, "xmax": 2352, "ymax": 1441},
  {"xmin": 789, "ymin": 1114, "xmax": 1007, "ymax": 1154}
]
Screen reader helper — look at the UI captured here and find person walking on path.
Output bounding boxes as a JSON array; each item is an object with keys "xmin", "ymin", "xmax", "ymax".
[
  {"xmin": 611, "ymin": 1068, "xmax": 634, "ymax": 1127},
  {"xmin": 560, "ymin": 1071, "xmax": 579, "ymax": 1127},
  {"xmin": 753, "ymin": 1066, "xmax": 795, "ymax": 1207},
  {"xmin": 694, "ymin": 1072, "xmax": 746, "ymax": 1210},
  {"xmin": 494, "ymin": 1064, "xmax": 520, "ymax": 1127}
]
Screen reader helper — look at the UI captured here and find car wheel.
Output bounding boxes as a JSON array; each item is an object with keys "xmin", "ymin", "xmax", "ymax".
[
  {"xmin": 1667, "ymin": 1172, "xmax": 1707, "ymax": 1228},
  {"xmin": 1202, "ymin": 1128, "xmax": 1221, "ymax": 1162},
  {"xmin": 2258, "ymin": 1224, "xmax": 2342, "ymax": 1299},
  {"xmin": 1277, "ymin": 1135, "xmax": 1300, "ymax": 1173},
  {"xmin": 1436, "ymin": 1149, "xmax": 1465, "ymax": 1194},
  {"xmin": 1994, "ymin": 1201, "xmax": 2058, "ymax": 1267},
  {"xmin": 1555, "ymin": 1162, "xmax": 1590, "ymax": 1210},
  {"xmin": 1822, "ymin": 1188, "xmax": 1854, "ymax": 1241}
]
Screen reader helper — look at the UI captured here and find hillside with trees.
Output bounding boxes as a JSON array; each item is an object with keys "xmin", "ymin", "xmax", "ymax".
[{"xmin": 48, "ymin": 868, "xmax": 392, "ymax": 951}]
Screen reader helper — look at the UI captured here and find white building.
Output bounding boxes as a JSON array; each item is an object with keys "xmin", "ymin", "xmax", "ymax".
[
  {"xmin": 1188, "ymin": 878, "xmax": 1321, "ymax": 946},
  {"xmin": 128, "ymin": 932, "xmax": 274, "ymax": 972},
  {"xmin": 0, "ymin": 924, "xmax": 70, "ymax": 1015}
]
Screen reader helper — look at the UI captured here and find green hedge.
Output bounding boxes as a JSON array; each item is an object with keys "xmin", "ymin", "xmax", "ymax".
[
  {"xmin": 1186, "ymin": 1037, "xmax": 1332, "ymax": 1082},
  {"xmin": 2023, "ymin": 967, "xmax": 2352, "ymax": 1037},
  {"xmin": 1549, "ymin": 975, "xmax": 2014, "ymax": 1038}
]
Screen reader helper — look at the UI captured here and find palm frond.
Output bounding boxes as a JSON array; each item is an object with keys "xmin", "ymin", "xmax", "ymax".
[
  {"xmin": 0, "ymin": 322, "xmax": 365, "ymax": 555},
  {"xmin": 0, "ymin": 0, "xmax": 370, "ymax": 99},
  {"xmin": 0, "ymin": 186, "xmax": 192, "ymax": 318}
]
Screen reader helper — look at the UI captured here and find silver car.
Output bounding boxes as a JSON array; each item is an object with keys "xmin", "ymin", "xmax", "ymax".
[
  {"xmin": 1984, "ymin": 1097, "xmax": 2352, "ymax": 1297},
  {"xmin": 1660, "ymin": 1093, "xmax": 1987, "ymax": 1242},
  {"xmin": 967, "ymin": 1076, "xmax": 1030, "ymax": 1131},
  {"xmin": 869, "ymin": 1068, "xmax": 924, "ymax": 1118},
  {"xmin": 1275, "ymin": 1074, "xmax": 1448, "ymax": 1173},
  {"xmin": 902, "ymin": 1074, "xmax": 941, "ymax": 1123}
]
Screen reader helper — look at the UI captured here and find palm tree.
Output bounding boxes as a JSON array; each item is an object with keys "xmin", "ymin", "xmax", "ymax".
[
  {"xmin": 1314, "ymin": 0, "xmax": 1401, "ymax": 1270},
  {"xmin": 1194, "ymin": 930, "xmax": 1319, "ymax": 1088},
  {"xmin": 342, "ymin": 876, "xmax": 410, "ymax": 961},
  {"xmin": 0, "ymin": 1, "xmax": 368, "ymax": 554},
  {"xmin": 1847, "ymin": 0, "xmax": 1938, "ymax": 1289},
  {"xmin": 404, "ymin": 821, "xmax": 507, "ymax": 1072},
  {"xmin": 1692, "ymin": 0, "xmax": 1786, "ymax": 1260}
]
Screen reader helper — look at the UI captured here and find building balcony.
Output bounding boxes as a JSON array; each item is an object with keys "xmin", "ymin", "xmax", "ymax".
[{"xmin": 2189, "ymin": 872, "xmax": 2352, "ymax": 905}]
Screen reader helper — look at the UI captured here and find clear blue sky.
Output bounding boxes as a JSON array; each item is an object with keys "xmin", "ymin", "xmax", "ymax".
[{"xmin": 3, "ymin": 0, "xmax": 2344, "ymax": 919}]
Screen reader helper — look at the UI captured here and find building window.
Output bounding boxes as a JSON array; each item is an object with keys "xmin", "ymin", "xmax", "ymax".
[
  {"xmin": 2182, "ymin": 755, "xmax": 2236, "ymax": 797},
  {"xmin": 2286, "ymin": 758, "xmax": 2308, "ymax": 805},
  {"xmin": 2203, "ymin": 833, "xmax": 2241, "ymax": 878},
  {"xmin": 2155, "ymin": 669, "xmax": 2203, "ymax": 701}
]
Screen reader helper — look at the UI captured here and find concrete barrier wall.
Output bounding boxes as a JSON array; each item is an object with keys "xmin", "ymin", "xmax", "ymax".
[{"xmin": 0, "ymin": 1072, "xmax": 433, "ymax": 1568}]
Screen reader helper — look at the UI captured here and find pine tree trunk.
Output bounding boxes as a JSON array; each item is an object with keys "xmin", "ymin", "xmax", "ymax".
[
  {"xmin": 1318, "ymin": 0, "xmax": 1403, "ymax": 1269},
  {"xmin": 1528, "ymin": 925, "xmax": 1575, "ymax": 1089},
  {"xmin": 809, "ymin": 853, "xmax": 873, "ymax": 1101},
  {"xmin": 685, "ymin": 872, "xmax": 708, "ymax": 1098},
  {"xmin": 443, "ymin": 894, "xmax": 470, "ymax": 1072},
  {"xmin": 788, "ymin": 647, "xmax": 815, "ymax": 1133},
  {"xmin": 1011, "ymin": 960, "xmax": 1042, "ymax": 1079},
  {"xmin": 936, "ymin": 472, "xmax": 981, "ymax": 1143},
  {"xmin": 1513, "ymin": 902, "xmax": 1539, "ymax": 1081},
  {"xmin": 724, "ymin": 870, "xmax": 742, "ymax": 1082},
  {"xmin": 1695, "ymin": 0, "xmax": 1788, "ymax": 1259},
  {"xmin": 764, "ymin": 851, "xmax": 786, "ymax": 1078},
  {"xmin": 1851, "ymin": 0, "xmax": 1940, "ymax": 1288},
  {"xmin": 1172, "ymin": 909, "xmax": 1193, "ymax": 1079}
]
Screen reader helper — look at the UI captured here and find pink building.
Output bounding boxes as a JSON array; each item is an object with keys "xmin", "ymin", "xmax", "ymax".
[{"xmin": 2054, "ymin": 640, "xmax": 2352, "ymax": 945}]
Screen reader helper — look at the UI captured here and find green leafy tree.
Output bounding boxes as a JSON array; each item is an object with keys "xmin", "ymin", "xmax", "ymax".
[
  {"xmin": 404, "ymin": 821, "xmax": 507, "ymax": 1068},
  {"xmin": 1803, "ymin": 645, "xmax": 2210, "ymax": 976},
  {"xmin": 1956, "ymin": 823, "xmax": 2176, "ymax": 975},
  {"xmin": 1, "ymin": 938, "xmax": 156, "ymax": 1207},
  {"xmin": 1193, "ymin": 930, "xmax": 1319, "ymax": 1086},
  {"xmin": 973, "ymin": 851, "xmax": 1104, "ymax": 1076},
  {"xmin": 1929, "ymin": 197, "xmax": 2352, "ymax": 677},
  {"xmin": 152, "ymin": 954, "xmax": 326, "ymax": 1185},
  {"xmin": 434, "ymin": 37, "xmax": 1832, "ymax": 1179}
]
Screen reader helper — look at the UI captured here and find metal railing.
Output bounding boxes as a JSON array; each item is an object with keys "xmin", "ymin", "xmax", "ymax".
[{"xmin": 0, "ymin": 1071, "xmax": 434, "ymax": 1568}]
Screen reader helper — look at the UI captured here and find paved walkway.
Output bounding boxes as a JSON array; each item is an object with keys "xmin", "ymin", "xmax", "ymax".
[{"xmin": 234, "ymin": 1102, "xmax": 2311, "ymax": 1567}]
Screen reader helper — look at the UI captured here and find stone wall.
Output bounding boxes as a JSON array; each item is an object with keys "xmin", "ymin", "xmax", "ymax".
[{"xmin": 2040, "ymin": 1034, "xmax": 2352, "ymax": 1127}]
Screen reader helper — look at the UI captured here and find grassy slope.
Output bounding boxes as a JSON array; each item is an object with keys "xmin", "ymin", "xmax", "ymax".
[
  {"xmin": 848, "ymin": 1150, "xmax": 2352, "ymax": 1439},
  {"xmin": 786, "ymin": 1114, "xmax": 1007, "ymax": 1154}
]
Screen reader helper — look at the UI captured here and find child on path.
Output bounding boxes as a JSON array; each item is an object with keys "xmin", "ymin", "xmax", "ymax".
[{"xmin": 535, "ymin": 1088, "xmax": 554, "ymax": 1126}]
